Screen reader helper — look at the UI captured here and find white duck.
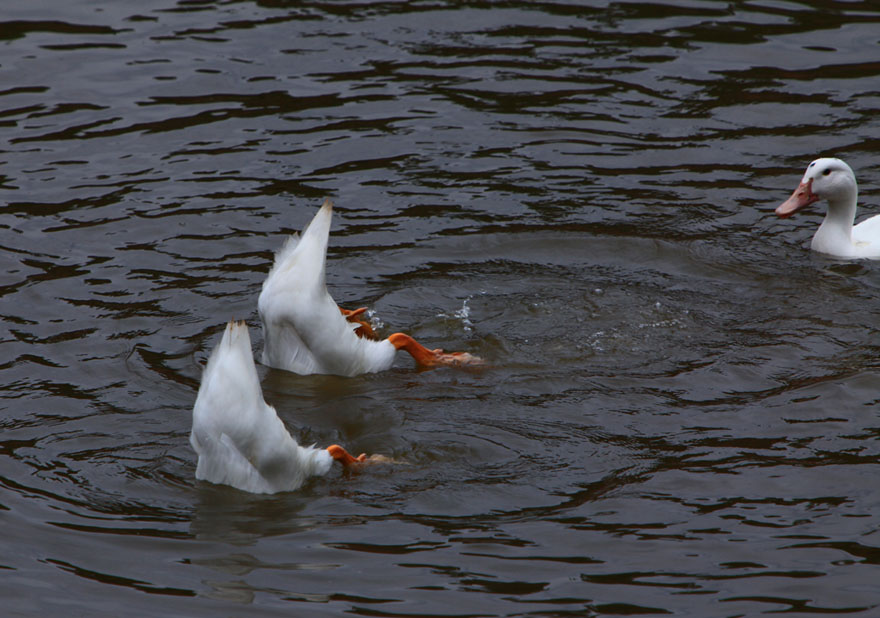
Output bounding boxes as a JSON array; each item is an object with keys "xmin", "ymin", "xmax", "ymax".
[
  {"xmin": 258, "ymin": 199, "xmax": 482, "ymax": 376},
  {"xmin": 190, "ymin": 320, "xmax": 369, "ymax": 494},
  {"xmin": 776, "ymin": 157, "xmax": 880, "ymax": 258}
]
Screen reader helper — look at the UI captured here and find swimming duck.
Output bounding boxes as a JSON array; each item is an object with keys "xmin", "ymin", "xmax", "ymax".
[
  {"xmin": 776, "ymin": 157, "xmax": 880, "ymax": 258},
  {"xmin": 190, "ymin": 320, "xmax": 369, "ymax": 494},
  {"xmin": 258, "ymin": 199, "xmax": 482, "ymax": 376}
]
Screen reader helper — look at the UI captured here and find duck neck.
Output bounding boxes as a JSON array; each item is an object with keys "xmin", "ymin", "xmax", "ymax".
[{"xmin": 813, "ymin": 188, "xmax": 858, "ymax": 255}]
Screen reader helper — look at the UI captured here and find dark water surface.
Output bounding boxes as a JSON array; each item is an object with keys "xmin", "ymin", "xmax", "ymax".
[{"xmin": 2, "ymin": 1, "xmax": 880, "ymax": 616}]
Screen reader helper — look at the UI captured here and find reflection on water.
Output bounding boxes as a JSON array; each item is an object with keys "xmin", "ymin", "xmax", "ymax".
[{"xmin": 2, "ymin": 0, "xmax": 880, "ymax": 615}]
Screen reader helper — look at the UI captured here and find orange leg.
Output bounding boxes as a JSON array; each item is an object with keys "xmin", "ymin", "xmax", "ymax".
[
  {"xmin": 327, "ymin": 444, "xmax": 367, "ymax": 467},
  {"xmin": 339, "ymin": 306, "xmax": 379, "ymax": 340},
  {"xmin": 327, "ymin": 444, "xmax": 395, "ymax": 469},
  {"xmin": 387, "ymin": 332, "xmax": 484, "ymax": 368}
]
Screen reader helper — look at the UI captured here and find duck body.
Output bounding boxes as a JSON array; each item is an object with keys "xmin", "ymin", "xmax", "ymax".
[
  {"xmin": 776, "ymin": 157, "xmax": 880, "ymax": 259},
  {"xmin": 190, "ymin": 320, "xmax": 338, "ymax": 493},
  {"xmin": 259, "ymin": 199, "xmax": 482, "ymax": 376},
  {"xmin": 258, "ymin": 201, "xmax": 397, "ymax": 376}
]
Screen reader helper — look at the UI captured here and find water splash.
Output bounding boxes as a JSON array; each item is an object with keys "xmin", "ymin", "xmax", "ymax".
[
  {"xmin": 439, "ymin": 297, "xmax": 474, "ymax": 333},
  {"xmin": 366, "ymin": 308, "xmax": 384, "ymax": 333}
]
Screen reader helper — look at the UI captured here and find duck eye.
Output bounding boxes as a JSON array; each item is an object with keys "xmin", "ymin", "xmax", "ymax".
[{"xmin": 822, "ymin": 168, "xmax": 831, "ymax": 176}]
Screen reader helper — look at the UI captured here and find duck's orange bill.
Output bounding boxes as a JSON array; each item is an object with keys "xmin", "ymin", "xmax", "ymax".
[{"xmin": 776, "ymin": 178, "xmax": 819, "ymax": 218}]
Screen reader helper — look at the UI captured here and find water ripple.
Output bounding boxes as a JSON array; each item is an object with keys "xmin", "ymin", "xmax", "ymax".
[{"xmin": 2, "ymin": 0, "xmax": 880, "ymax": 616}]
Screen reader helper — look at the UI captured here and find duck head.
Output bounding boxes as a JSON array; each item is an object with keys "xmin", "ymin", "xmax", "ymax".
[{"xmin": 776, "ymin": 157, "xmax": 857, "ymax": 218}]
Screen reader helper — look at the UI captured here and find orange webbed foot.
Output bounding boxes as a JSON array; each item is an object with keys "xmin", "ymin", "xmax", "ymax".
[
  {"xmin": 339, "ymin": 306, "xmax": 379, "ymax": 340},
  {"xmin": 387, "ymin": 333, "xmax": 485, "ymax": 368},
  {"xmin": 426, "ymin": 349, "xmax": 485, "ymax": 368}
]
